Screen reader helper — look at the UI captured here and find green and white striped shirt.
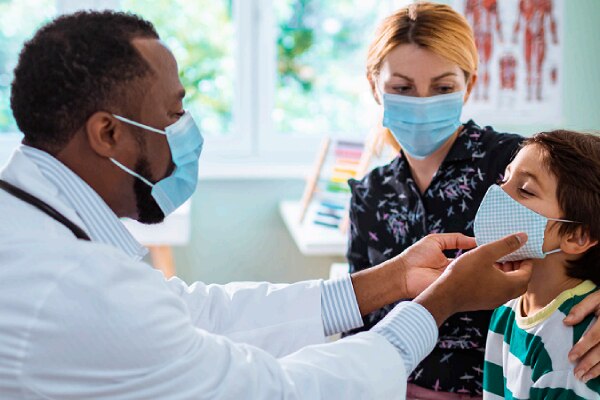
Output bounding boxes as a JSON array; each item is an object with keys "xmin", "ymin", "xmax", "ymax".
[{"xmin": 483, "ymin": 280, "xmax": 600, "ymax": 399}]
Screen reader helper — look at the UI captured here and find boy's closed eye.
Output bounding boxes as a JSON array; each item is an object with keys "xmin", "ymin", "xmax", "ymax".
[
  {"xmin": 517, "ymin": 185, "xmax": 536, "ymax": 198},
  {"xmin": 496, "ymin": 177, "xmax": 536, "ymax": 198}
]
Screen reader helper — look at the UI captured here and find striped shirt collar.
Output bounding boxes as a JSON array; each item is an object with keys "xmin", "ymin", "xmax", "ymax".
[{"xmin": 21, "ymin": 145, "xmax": 148, "ymax": 261}]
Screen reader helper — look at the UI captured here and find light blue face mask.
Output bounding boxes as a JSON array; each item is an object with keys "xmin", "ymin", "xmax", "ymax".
[
  {"xmin": 110, "ymin": 111, "xmax": 204, "ymax": 217},
  {"xmin": 474, "ymin": 185, "xmax": 578, "ymax": 262},
  {"xmin": 382, "ymin": 91, "xmax": 464, "ymax": 159}
]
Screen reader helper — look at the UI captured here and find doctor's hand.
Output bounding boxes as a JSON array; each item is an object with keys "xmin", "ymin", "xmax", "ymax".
[
  {"xmin": 398, "ymin": 233, "xmax": 476, "ymax": 298},
  {"xmin": 415, "ymin": 233, "xmax": 533, "ymax": 327},
  {"xmin": 350, "ymin": 233, "xmax": 476, "ymax": 316}
]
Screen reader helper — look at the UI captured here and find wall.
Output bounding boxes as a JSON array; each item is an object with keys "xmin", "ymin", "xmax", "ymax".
[
  {"xmin": 559, "ymin": 0, "xmax": 600, "ymax": 134},
  {"xmin": 170, "ymin": 179, "xmax": 344, "ymax": 284}
]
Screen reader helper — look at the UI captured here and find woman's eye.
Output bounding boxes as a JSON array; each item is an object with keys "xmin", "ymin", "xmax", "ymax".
[
  {"xmin": 437, "ymin": 86, "xmax": 454, "ymax": 94},
  {"xmin": 393, "ymin": 86, "xmax": 413, "ymax": 94}
]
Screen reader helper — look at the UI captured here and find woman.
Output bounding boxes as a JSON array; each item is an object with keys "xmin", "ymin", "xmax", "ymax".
[{"xmin": 345, "ymin": 3, "xmax": 600, "ymax": 399}]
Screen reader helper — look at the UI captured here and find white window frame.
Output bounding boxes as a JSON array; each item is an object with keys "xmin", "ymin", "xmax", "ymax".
[
  {"xmin": 202, "ymin": 0, "xmax": 331, "ymax": 171},
  {"xmin": 204, "ymin": 0, "xmax": 324, "ymax": 166}
]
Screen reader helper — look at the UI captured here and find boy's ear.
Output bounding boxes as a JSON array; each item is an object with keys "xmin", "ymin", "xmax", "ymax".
[{"xmin": 561, "ymin": 227, "xmax": 598, "ymax": 256}]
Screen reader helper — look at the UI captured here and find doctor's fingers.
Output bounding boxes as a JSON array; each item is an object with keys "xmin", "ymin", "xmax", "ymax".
[
  {"xmin": 449, "ymin": 257, "xmax": 531, "ymax": 312},
  {"xmin": 424, "ymin": 233, "xmax": 477, "ymax": 252},
  {"xmin": 471, "ymin": 262, "xmax": 533, "ymax": 310},
  {"xmin": 459, "ymin": 249, "xmax": 532, "ymax": 292},
  {"xmin": 467, "ymin": 232, "xmax": 528, "ymax": 265},
  {"xmin": 497, "ymin": 261, "xmax": 533, "ymax": 299},
  {"xmin": 494, "ymin": 260, "xmax": 523, "ymax": 272},
  {"xmin": 450, "ymin": 233, "xmax": 531, "ymax": 298}
]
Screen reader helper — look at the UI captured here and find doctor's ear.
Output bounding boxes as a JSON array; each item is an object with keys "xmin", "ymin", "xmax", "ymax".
[
  {"xmin": 463, "ymin": 73, "xmax": 478, "ymax": 104},
  {"xmin": 368, "ymin": 74, "xmax": 382, "ymax": 105},
  {"xmin": 561, "ymin": 227, "xmax": 598, "ymax": 256},
  {"xmin": 84, "ymin": 111, "xmax": 125, "ymax": 158}
]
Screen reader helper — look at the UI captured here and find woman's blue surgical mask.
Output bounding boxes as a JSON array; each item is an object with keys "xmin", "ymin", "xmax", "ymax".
[
  {"xmin": 109, "ymin": 111, "xmax": 204, "ymax": 217},
  {"xmin": 474, "ymin": 185, "xmax": 578, "ymax": 262},
  {"xmin": 382, "ymin": 91, "xmax": 464, "ymax": 159}
]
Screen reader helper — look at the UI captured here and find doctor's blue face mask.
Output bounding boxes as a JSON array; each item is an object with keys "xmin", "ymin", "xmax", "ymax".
[
  {"xmin": 109, "ymin": 112, "xmax": 204, "ymax": 219},
  {"xmin": 382, "ymin": 91, "xmax": 464, "ymax": 159},
  {"xmin": 474, "ymin": 185, "xmax": 579, "ymax": 262}
]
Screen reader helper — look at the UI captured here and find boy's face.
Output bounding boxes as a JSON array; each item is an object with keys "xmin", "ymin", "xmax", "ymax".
[{"xmin": 500, "ymin": 144, "xmax": 563, "ymax": 252}]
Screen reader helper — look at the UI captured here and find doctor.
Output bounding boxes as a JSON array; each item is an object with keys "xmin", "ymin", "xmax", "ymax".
[{"xmin": 0, "ymin": 11, "xmax": 532, "ymax": 399}]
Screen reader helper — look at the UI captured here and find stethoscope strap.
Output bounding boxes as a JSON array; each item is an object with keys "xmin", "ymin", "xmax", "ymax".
[{"xmin": 0, "ymin": 179, "xmax": 91, "ymax": 241}]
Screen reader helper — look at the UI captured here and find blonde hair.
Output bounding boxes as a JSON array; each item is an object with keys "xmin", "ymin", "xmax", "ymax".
[{"xmin": 367, "ymin": 2, "xmax": 478, "ymax": 153}]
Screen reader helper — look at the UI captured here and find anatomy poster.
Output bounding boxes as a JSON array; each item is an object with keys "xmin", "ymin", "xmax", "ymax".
[{"xmin": 452, "ymin": 0, "xmax": 563, "ymax": 125}]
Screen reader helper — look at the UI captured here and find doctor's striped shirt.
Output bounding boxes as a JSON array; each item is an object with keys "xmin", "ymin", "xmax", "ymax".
[{"xmin": 483, "ymin": 280, "xmax": 600, "ymax": 399}]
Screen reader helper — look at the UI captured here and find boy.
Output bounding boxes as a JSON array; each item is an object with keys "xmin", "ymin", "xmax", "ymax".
[{"xmin": 478, "ymin": 130, "xmax": 600, "ymax": 399}]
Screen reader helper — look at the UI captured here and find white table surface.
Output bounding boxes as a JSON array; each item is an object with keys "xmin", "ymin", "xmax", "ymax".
[{"xmin": 279, "ymin": 200, "xmax": 347, "ymax": 256}]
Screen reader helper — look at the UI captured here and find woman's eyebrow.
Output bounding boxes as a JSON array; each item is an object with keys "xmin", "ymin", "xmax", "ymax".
[
  {"xmin": 391, "ymin": 73, "xmax": 414, "ymax": 82},
  {"xmin": 431, "ymin": 72, "xmax": 458, "ymax": 82}
]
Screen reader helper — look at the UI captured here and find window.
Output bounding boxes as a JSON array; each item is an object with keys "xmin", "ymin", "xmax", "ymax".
[
  {"xmin": 122, "ymin": 0, "xmax": 235, "ymax": 140},
  {"xmin": 273, "ymin": 1, "xmax": 391, "ymax": 137},
  {"xmin": 0, "ymin": 0, "xmax": 410, "ymax": 167}
]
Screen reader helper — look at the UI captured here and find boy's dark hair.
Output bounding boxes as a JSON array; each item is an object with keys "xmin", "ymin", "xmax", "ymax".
[
  {"xmin": 525, "ymin": 130, "xmax": 600, "ymax": 284},
  {"xmin": 10, "ymin": 11, "xmax": 159, "ymax": 154}
]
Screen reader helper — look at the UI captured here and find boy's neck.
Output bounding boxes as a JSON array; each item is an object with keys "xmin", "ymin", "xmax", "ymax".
[{"xmin": 521, "ymin": 255, "xmax": 584, "ymax": 317}]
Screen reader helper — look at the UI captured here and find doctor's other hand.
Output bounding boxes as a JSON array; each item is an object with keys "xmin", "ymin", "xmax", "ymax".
[
  {"xmin": 398, "ymin": 233, "xmax": 476, "ymax": 298},
  {"xmin": 350, "ymin": 233, "xmax": 475, "ymax": 316},
  {"xmin": 415, "ymin": 233, "xmax": 533, "ymax": 327}
]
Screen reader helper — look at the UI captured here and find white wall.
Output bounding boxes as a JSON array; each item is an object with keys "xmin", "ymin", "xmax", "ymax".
[{"xmin": 170, "ymin": 178, "xmax": 344, "ymax": 284}]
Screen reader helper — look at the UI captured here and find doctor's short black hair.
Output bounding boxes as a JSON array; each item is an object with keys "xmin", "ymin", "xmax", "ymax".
[{"xmin": 10, "ymin": 10, "xmax": 159, "ymax": 154}]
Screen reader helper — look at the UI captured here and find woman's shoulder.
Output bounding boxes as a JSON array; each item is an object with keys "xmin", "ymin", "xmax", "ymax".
[
  {"xmin": 350, "ymin": 154, "xmax": 404, "ymax": 187},
  {"xmin": 348, "ymin": 156, "xmax": 404, "ymax": 206},
  {"xmin": 464, "ymin": 119, "xmax": 524, "ymax": 150}
]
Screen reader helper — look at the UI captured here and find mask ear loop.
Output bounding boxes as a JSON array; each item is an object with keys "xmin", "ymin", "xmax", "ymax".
[
  {"xmin": 108, "ymin": 114, "xmax": 167, "ymax": 188},
  {"xmin": 548, "ymin": 217, "xmax": 581, "ymax": 224},
  {"xmin": 109, "ymin": 158, "xmax": 155, "ymax": 188},
  {"xmin": 543, "ymin": 218, "xmax": 583, "ymax": 256},
  {"xmin": 544, "ymin": 248, "xmax": 563, "ymax": 256},
  {"xmin": 112, "ymin": 114, "xmax": 166, "ymax": 135}
]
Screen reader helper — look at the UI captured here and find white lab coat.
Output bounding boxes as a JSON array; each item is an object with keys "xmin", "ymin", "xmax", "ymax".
[{"xmin": 0, "ymin": 148, "xmax": 407, "ymax": 399}]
